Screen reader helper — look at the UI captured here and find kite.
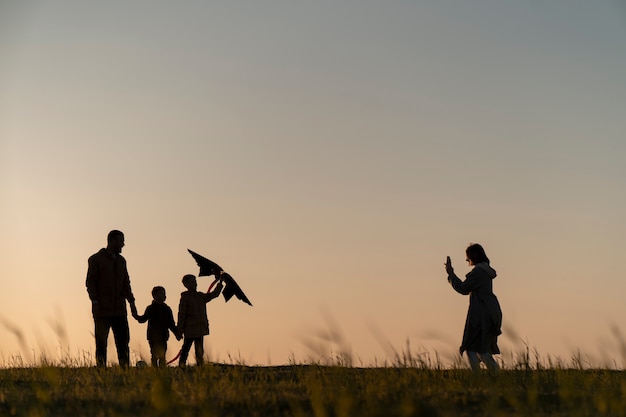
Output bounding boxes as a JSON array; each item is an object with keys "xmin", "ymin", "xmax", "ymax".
[{"xmin": 187, "ymin": 249, "xmax": 253, "ymax": 306}]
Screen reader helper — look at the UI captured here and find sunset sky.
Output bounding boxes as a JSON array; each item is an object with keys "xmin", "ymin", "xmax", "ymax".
[{"xmin": 1, "ymin": 1, "xmax": 626, "ymax": 367}]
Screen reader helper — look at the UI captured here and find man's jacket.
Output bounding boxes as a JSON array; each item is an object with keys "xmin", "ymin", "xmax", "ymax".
[{"xmin": 86, "ymin": 248, "xmax": 135, "ymax": 317}]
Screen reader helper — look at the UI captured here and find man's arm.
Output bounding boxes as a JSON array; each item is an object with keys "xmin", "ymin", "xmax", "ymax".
[
  {"xmin": 120, "ymin": 258, "xmax": 137, "ymax": 315},
  {"xmin": 86, "ymin": 256, "xmax": 100, "ymax": 314},
  {"xmin": 134, "ymin": 306, "xmax": 149, "ymax": 323},
  {"xmin": 85, "ymin": 257, "xmax": 98, "ymax": 301}
]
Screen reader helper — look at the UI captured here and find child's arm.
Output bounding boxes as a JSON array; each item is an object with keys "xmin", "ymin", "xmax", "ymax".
[
  {"xmin": 204, "ymin": 281, "xmax": 224, "ymax": 303},
  {"xmin": 167, "ymin": 306, "xmax": 182, "ymax": 340},
  {"xmin": 177, "ymin": 296, "xmax": 187, "ymax": 337},
  {"xmin": 134, "ymin": 305, "xmax": 149, "ymax": 323}
]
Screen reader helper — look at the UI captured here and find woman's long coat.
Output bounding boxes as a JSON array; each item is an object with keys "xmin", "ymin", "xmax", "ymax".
[{"xmin": 448, "ymin": 262, "xmax": 502, "ymax": 355}]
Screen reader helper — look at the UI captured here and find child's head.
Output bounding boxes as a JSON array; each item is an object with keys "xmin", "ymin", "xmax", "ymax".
[
  {"xmin": 152, "ymin": 286, "xmax": 166, "ymax": 303},
  {"xmin": 182, "ymin": 274, "xmax": 197, "ymax": 291}
]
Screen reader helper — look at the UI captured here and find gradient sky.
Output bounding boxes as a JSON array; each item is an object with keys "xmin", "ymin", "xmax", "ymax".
[{"xmin": 1, "ymin": 1, "xmax": 626, "ymax": 367}]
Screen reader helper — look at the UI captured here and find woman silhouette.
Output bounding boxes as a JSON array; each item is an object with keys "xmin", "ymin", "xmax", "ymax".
[{"xmin": 445, "ymin": 243, "xmax": 502, "ymax": 372}]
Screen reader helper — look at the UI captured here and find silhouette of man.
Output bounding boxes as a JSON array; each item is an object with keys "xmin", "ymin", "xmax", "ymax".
[{"xmin": 86, "ymin": 230, "xmax": 137, "ymax": 367}]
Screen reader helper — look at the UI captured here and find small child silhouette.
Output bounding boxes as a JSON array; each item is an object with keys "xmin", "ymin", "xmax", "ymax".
[
  {"xmin": 133, "ymin": 286, "xmax": 181, "ymax": 367},
  {"xmin": 177, "ymin": 274, "xmax": 223, "ymax": 367}
]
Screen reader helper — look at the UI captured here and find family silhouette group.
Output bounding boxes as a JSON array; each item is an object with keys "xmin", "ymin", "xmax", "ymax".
[
  {"xmin": 86, "ymin": 230, "xmax": 503, "ymax": 372},
  {"xmin": 85, "ymin": 230, "xmax": 223, "ymax": 368}
]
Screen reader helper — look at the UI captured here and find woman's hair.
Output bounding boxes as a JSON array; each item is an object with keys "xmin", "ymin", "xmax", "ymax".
[{"xmin": 466, "ymin": 243, "xmax": 490, "ymax": 264}]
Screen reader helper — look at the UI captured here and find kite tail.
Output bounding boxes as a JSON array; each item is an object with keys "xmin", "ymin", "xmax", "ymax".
[
  {"xmin": 166, "ymin": 349, "xmax": 182, "ymax": 365},
  {"xmin": 207, "ymin": 277, "xmax": 220, "ymax": 293}
]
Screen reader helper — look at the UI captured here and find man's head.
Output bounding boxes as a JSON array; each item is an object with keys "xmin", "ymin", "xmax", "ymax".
[
  {"xmin": 107, "ymin": 230, "xmax": 125, "ymax": 254},
  {"xmin": 182, "ymin": 274, "xmax": 197, "ymax": 291}
]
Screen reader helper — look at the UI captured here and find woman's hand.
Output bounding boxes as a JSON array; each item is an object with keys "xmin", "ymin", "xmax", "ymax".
[{"xmin": 445, "ymin": 256, "xmax": 454, "ymax": 274}]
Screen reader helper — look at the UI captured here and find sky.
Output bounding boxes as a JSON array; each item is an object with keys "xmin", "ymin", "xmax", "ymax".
[{"xmin": 1, "ymin": 0, "xmax": 626, "ymax": 368}]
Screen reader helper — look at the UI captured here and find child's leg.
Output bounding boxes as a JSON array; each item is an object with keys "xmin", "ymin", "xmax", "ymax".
[
  {"xmin": 194, "ymin": 337, "xmax": 205, "ymax": 366},
  {"xmin": 149, "ymin": 340, "xmax": 158, "ymax": 367},
  {"xmin": 159, "ymin": 343, "xmax": 167, "ymax": 367},
  {"xmin": 179, "ymin": 338, "xmax": 194, "ymax": 366},
  {"xmin": 151, "ymin": 341, "xmax": 166, "ymax": 367}
]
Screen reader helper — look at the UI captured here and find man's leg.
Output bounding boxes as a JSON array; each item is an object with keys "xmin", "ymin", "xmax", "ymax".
[
  {"xmin": 94, "ymin": 317, "xmax": 111, "ymax": 367},
  {"xmin": 194, "ymin": 337, "xmax": 204, "ymax": 366},
  {"xmin": 111, "ymin": 316, "xmax": 130, "ymax": 368}
]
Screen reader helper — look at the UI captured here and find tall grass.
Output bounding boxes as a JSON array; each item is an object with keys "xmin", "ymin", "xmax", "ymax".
[
  {"xmin": 1, "ymin": 355, "xmax": 626, "ymax": 417},
  {"xmin": 1, "ymin": 333, "xmax": 626, "ymax": 417},
  {"xmin": 2, "ymin": 318, "xmax": 626, "ymax": 416}
]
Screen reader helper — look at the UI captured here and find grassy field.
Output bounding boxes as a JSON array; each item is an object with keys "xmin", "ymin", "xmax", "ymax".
[{"xmin": 1, "ymin": 362, "xmax": 626, "ymax": 417}]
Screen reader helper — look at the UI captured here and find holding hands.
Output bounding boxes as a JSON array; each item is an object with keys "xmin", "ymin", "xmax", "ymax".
[{"xmin": 130, "ymin": 301, "xmax": 139, "ymax": 320}]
